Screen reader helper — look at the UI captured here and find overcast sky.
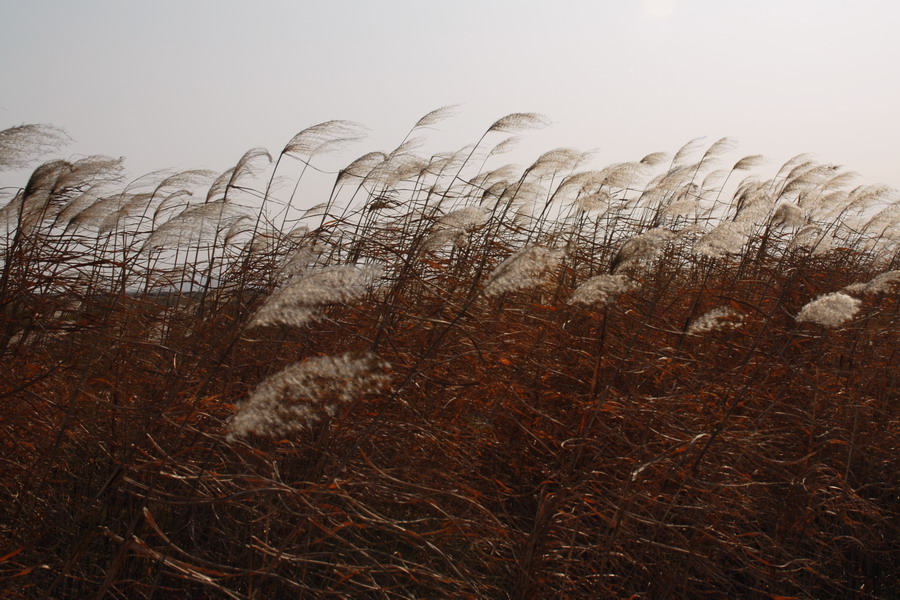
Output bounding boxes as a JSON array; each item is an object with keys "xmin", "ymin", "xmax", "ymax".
[{"xmin": 1, "ymin": 0, "xmax": 898, "ymax": 197}]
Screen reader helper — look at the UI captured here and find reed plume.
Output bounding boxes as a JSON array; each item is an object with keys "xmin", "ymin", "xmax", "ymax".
[
  {"xmin": 227, "ymin": 352, "xmax": 390, "ymax": 439},
  {"xmin": 0, "ymin": 124, "xmax": 70, "ymax": 170},
  {"xmin": 251, "ymin": 264, "xmax": 382, "ymax": 327},
  {"xmin": 483, "ymin": 245, "xmax": 563, "ymax": 296},
  {"xmin": 796, "ymin": 291, "xmax": 862, "ymax": 328}
]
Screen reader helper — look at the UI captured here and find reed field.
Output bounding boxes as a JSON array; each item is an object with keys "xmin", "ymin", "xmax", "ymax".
[{"xmin": 0, "ymin": 110, "xmax": 897, "ymax": 598}]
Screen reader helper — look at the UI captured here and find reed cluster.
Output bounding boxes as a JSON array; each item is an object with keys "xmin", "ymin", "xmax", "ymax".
[{"xmin": 1, "ymin": 110, "xmax": 897, "ymax": 598}]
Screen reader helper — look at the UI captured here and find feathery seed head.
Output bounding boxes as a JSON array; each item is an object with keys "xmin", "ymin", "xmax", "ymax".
[
  {"xmin": 784, "ymin": 164, "xmax": 839, "ymax": 202},
  {"xmin": 223, "ymin": 215, "xmax": 254, "ymax": 246},
  {"xmin": 423, "ymin": 228, "xmax": 467, "ymax": 252},
  {"xmin": 783, "ymin": 160, "xmax": 819, "ymax": 185},
  {"xmin": 69, "ymin": 193, "xmax": 131, "ymax": 231},
  {"xmin": 97, "ymin": 192, "xmax": 154, "ymax": 234},
  {"xmin": 499, "ymin": 180, "xmax": 544, "ymax": 206},
  {"xmin": 777, "ymin": 153, "xmax": 817, "ymax": 177},
  {"xmin": 796, "ymin": 292, "xmax": 861, "ymax": 328},
  {"xmin": 227, "ymin": 352, "xmax": 390, "ymax": 440},
  {"xmin": 548, "ymin": 171, "xmax": 604, "ymax": 206},
  {"xmin": 848, "ymin": 184, "xmax": 894, "ymax": 211},
  {"xmin": 488, "ymin": 136, "xmax": 521, "ymax": 158},
  {"xmin": 640, "ymin": 151, "xmax": 671, "ymax": 167},
  {"xmin": 810, "ymin": 189, "xmax": 851, "ymax": 220},
  {"xmin": 389, "ymin": 137, "xmax": 425, "ymax": 157},
  {"xmin": 700, "ymin": 170, "xmax": 727, "ymax": 191},
  {"xmin": 676, "ymin": 224, "xmax": 706, "ymax": 238},
  {"xmin": 144, "ymin": 200, "xmax": 243, "ymax": 250},
  {"xmin": 700, "ymin": 137, "xmax": 738, "ymax": 165},
  {"xmin": 53, "ymin": 185, "xmax": 116, "ymax": 230},
  {"xmin": 576, "ymin": 190, "xmax": 612, "ymax": 214},
  {"xmin": 569, "ymin": 273, "xmax": 636, "ymax": 306},
  {"xmin": 476, "ymin": 179, "xmax": 510, "ymax": 205},
  {"xmin": 843, "ymin": 270, "xmax": 900, "ymax": 295},
  {"xmin": 251, "ymin": 264, "xmax": 382, "ymax": 328},
  {"xmin": 0, "ymin": 124, "xmax": 71, "ymax": 170},
  {"xmin": 484, "ymin": 245, "xmax": 563, "ymax": 296},
  {"xmin": 598, "ymin": 162, "xmax": 643, "ymax": 189},
  {"xmin": 231, "ymin": 148, "xmax": 273, "ymax": 188},
  {"xmin": 0, "ymin": 192, "xmax": 23, "ymax": 235},
  {"xmin": 277, "ymin": 243, "xmax": 320, "ymax": 280},
  {"xmin": 336, "ymin": 151, "xmax": 388, "ymax": 187},
  {"xmin": 672, "ymin": 137, "xmax": 706, "ymax": 167},
  {"xmin": 732, "ymin": 154, "xmax": 768, "ymax": 172},
  {"xmin": 206, "ymin": 168, "xmax": 236, "ymax": 204},
  {"xmin": 12, "ymin": 158, "xmax": 118, "ymax": 232},
  {"xmin": 151, "ymin": 189, "xmax": 196, "ymax": 224},
  {"xmin": 648, "ymin": 164, "xmax": 694, "ymax": 192},
  {"xmin": 733, "ymin": 180, "xmax": 774, "ymax": 223},
  {"xmin": 661, "ymin": 196, "xmax": 699, "ymax": 218},
  {"xmin": 810, "ymin": 234, "xmax": 835, "ymax": 256},
  {"xmin": 694, "ymin": 221, "xmax": 750, "ymax": 258},
  {"xmin": 284, "ymin": 120, "xmax": 367, "ymax": 157},
  {"xmin": 823, "ymin": 170, "xmax": 860, "ymax": 191},
  {"xmin": 687, "ymin": 306, "xmax": 743, "ymax": 335},
  {"xmin": 610, "ymin": 228, "xmax": 674, "ymax": 272},
  {"xmin": 21, "ymin": 160, "xmax": 71, "ymax": 203},
  {"xmin": 862, "ymin": 201, "xmax": 900, "ymax": 237},
  {"xmin": 367, "ymin": 153, "xmax": 429, "ymax": 187},
  {"xmin": 789, "ymin": 224, "xmax": 825, "ymax": 252},
  {"xmin": 772, "ymin": 203, "xmax": 805, "ymax": 228},
  {"xmin": 438, "ymin": 206, "xmax": 491, "ymax": 231},
  {"xmin": 152, "ymin": 169, "xmax": 217, "ymax": 196},
  {"xmin": 557, "ymin": 170, "xmax": 605, "ymax": 192},
  {"xmin": 300, "ymin": 202, "xmax": 332, "ymax": 220},
  {"xmin": 413, "ymin": 104, "xmax": 460, "ymax": 129},
  {"xmin": 48, "ymin": 156, "xmax": 125, "ymax": 201},
  {"xmin": 528, "ymin": 148, "xmax": 591, "ymax": 177},
  {"xmin": 488, "ymin": 112, "xmax": 550, "ymax": 133}
]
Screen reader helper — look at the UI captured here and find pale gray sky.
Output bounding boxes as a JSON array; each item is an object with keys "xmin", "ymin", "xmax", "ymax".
[{"xmin": 1, "ymin": 0, "xmax": 898, "ymax": 193}]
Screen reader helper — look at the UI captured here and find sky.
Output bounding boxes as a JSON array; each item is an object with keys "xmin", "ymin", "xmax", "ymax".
[{"xmin": 1, "ymin": 0, "xmax": 898, "ymax": 200}]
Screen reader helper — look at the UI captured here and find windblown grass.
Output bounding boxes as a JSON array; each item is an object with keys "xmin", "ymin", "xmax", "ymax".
[{"xmin": 0, "ymin": 112, "xmax": 897, "ymax": 598}]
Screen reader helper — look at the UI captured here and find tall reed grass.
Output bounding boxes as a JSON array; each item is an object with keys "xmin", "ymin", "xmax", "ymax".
[{"xmin": 0, "ymin": 111, "xmax": 897, "ymax": 598}]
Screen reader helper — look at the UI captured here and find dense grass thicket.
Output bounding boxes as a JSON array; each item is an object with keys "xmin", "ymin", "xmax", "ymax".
[{"xmin": 1, "ymin": 112, "xmax": 898, "ymax": 598}]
